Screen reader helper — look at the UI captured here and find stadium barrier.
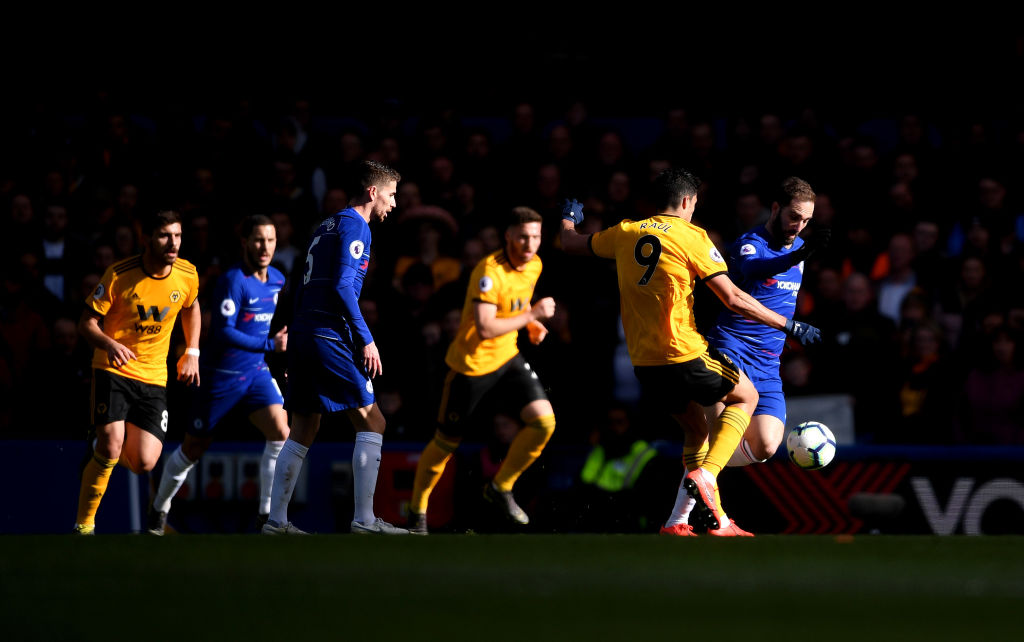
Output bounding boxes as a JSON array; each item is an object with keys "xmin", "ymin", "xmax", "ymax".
[{"xmin": 5, "ymin": 440, "xmax": 1022, "ymax": 535}]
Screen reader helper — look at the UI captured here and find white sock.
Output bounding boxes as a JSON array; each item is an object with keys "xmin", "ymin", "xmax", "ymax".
[
  {"xmin": 268, "ymin": 439, "xmax": 308, "ymax": 525},
  {"xmin": 153, "ymin": 446, "xmax": 196, "ymax": 514},
  {"xmin": 352, "ymin": 432, "xmax": 383, "ymax": 525},
  {"xmin": 726, "ymin": 439, "xmax": 765, "ymax": 468},
  {"xmin": 259, "ymin": 440, "xmax": 285, "ymax": 516},
  {"xmin": 665, "ymin": 467, "xmax": 696, "ymax": 527}
]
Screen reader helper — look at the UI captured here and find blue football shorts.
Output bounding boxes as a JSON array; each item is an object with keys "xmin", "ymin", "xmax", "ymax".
[
  {"xmin": 284, "ymin": 330, "xmax": 375, "ymax": 414},
  {"xmin": 188, "ymin": 364, "xmax": 284, "ymax": 436},
  {"xmin": 714, "ymin": 347, "xmax": 787, "ymax": 424}
]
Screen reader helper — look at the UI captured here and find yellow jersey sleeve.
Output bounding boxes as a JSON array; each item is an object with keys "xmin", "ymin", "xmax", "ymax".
[
  {"xmin": 589, "ymin": 226, "xmax": 618, "ymax": 259},
  {"xmin": 444, "ymin": 251, "xmax": 541, "ymax": 375}
]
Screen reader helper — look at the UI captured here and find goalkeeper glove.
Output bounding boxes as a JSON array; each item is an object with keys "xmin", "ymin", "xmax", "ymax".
[
  {"xmin": 561, "ymin": 198, "xmax": 584, "ymax": 225},
  {"xmin": 784, "ymin": 319, "xmax": 822, "ymax": 346}
]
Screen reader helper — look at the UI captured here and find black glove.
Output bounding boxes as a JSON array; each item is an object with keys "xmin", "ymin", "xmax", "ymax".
[
  {"xmin": 798, "ymin": 226, "xmax": 831, "ymax": 259},
  {"xmin": 784, "ymin": 318, "xmax": 822, "ymax": 346}
]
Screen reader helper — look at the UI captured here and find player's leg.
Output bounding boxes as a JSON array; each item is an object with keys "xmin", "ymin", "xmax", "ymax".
[
  {"xmin": 727, "ymin": 384, "xmax": 786, "ymax": 466},
  {"xmin": 147, "ymin": 431, "xmax": 212, "ymax": 534},
  {"xmin": 674, "ymin": 349, "xmax": 756, "ymax": 535},
  {"xmin": 264, "ymin": 411, "xmax": 319, "ymax": 534},
  {"xmin": 486, "ymin": 356, "xmax": 554, "ymax": 525},
  {"xmin": 76, "ymin": 371, "xmax": 128, "ymax": 533},
  {"xmin": 75, "ymin": 418, "xmax": 124, "ymax": 534},
  {"xmin": 662, "ymin": 401, "xmax": 710, "ymax": 536},
  {"xmin": 728, "ymin": 413, "xmax": 785, "ymax": 466},
  {"xmin": 409, "ymin": 368, "xmax": 488, "ymax": 533},
  {"xmin": 149, "ymin": 376, "xmax": 231, "ymax": 533},
  {"xmin": 346, "ymin": 403, "xmax": 406, "ymax": 534},
  {"xmin": 245, "ymin": 369, "xmax": 289, "ymax": 526},
  {"xmin": 248, "ymin": 403, "xmax": 288, "ymax": 525}
]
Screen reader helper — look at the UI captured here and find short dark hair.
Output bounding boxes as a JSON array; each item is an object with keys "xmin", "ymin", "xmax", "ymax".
[
  {"xmin": 774, "ymin": 177, "xmax": 816, "ymax": 208},
  {"xmin": 650, "ymin": 168, "xmax": 701, "ymax": 211},
  {"xmin": 507, "ymin": 206, "xmax": 543, "ymax": 230},
  {"xmin": 358, "ymin": 160, "xmax": 401, "ymax": 191},
  {"xmin": 241, "ymin": 214, "xmax": 275, "ymax": 238},
  {"xmin": 141, "ymin": 209, "xmax": 182, "ymax": 236}
]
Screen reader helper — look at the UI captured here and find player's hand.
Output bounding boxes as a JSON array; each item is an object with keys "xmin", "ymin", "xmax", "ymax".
[
  {"xmin": 274, "ymin": 325, "xmax": 288, "ymax": 352},
  {"xmin": 177, "ymin": 350, "xmax": 201, "ymax": 386},
  {"xmin": 527, "ymin": 319, "xmax": 548, "ymax": 345},
  {"xmin": 530, "ymin": 297, "xmax": 556, "ymax": 322},
  {"xmin": 800, "ymin": 226, "xmax": 831, "ymax": 258},
  {"xmin": 560, "ymin": 198, "xmax": 584, "ymax": 226},
  {"xmin": 363, "ymin": 341, "xmax": 382, "ymax": 379},
  {"xmin": 106, "ymin": 342, "xmax": 136, "ymax": 369},
  {"xmin": 784, "ymin": 319, "xmax": 822, "ymax": 346}
]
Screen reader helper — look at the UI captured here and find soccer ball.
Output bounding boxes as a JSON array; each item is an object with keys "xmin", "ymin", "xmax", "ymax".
[{"xmin": 786, "ymin": 421, "xmax": 836, "ymax": 470}]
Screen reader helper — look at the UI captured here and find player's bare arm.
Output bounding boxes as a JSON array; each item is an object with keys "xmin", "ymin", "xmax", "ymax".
[
  {"xmin": 177, "ymin": 301, "xmax": 201, "ymax": 386},
  {"xmin": 473, "ymin": 297, "xmax": 555, "ymax": 340},
  {"xmin": 78, "ymin": 308, "xmax": 136, "ymax": 368},
  {"xmin": 705, "ymin": 274, "xmax": 787, "ymax": 330},
  {"xmin": 705, "ymin": 274, "xmax": 822, "ymax": 346}
]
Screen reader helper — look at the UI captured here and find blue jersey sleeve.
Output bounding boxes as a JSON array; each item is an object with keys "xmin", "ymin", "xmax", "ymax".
[
  {"xmin": 213, "ymin": 273, "xmax": 274, "ymax": 353},
  {"xmin": 335, "ymin": 218, "xmax": 374, "ymax": 346},
  {"xmin": 733, "ymin": 236, "xmax": 804, "ymax": 281}
]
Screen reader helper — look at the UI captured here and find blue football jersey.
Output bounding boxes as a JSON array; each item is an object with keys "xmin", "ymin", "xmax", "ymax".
[
  {"xmin": 292, "ymin": 208, "xmax": 374, "ymax": 345},
  {"xmin": 706, "ymin": 226, "xmax": 804, "ymax": 377},
  {"xmin": 206, "ymin": 263, "xmax": 286, "ymax": 373}
]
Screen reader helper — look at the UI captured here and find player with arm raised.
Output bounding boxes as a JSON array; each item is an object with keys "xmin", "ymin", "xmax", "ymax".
[
  {"xmin": 659, "ymin": 177, "xmax": 829, "ymax": 534},
  {"xmin": 262, "ymin": 160, "xmax": 408, "ymax": 535},
  {"xmin": 559, "ymin": 169, "xmax": 821, "ymax": 537},
  {"xmin": 147, "ymin": 214, "xmax": 289, "ymax": 534},
  {"xmin": 74, "ymin": 209, "xmax": 200, "ymax": 534},
  {"xmin": 407, "ymin": 206, "xmax": 557, "ymax": 535}
]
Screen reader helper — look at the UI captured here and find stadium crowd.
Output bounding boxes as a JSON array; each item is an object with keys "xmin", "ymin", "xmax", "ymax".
[{"xmin": 2, "ymin": 91, "xmax": 1023, "ymax": 448}]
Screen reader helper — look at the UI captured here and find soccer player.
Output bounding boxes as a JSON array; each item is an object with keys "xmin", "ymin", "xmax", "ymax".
[
  {"xmin": 146, "ymin": 214, "xmax": 290, "ymax": 534},
  {"xmin": 74, "ymin": 209, "xmax": 201, "ymax": 534},
  {"xmin": 660, "ymin": 177, "xmax": 830, "ymax": 536},
  {"xmin": 558, "ymin": 168, "xmax": 821, "ymax": 537},
  {"xmin": 407, "ymin": 206, "xmax": 557, "ymax": 535},
  {"xmin": 262, "ymin": 160, "xmax": 408, "ymax": 535}
]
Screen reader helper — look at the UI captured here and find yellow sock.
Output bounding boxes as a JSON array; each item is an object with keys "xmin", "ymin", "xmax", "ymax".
[
  {"xmin": 76, "ymin": 452, "xmax": 117, "ymax": 527},
  {"xmin": 682, "ymin": 441, "xmax": 708, "ymax": 472},
  {"xmin": 410, "ymin": 432, "xmax": 460, "ymax": 514},
  {"xmin": 701, "ymin": 406, "xmax": 751, "ymax": 477},
  {"xmin": 683, "ymin": 438, "xmax": 724, "ymax": 517},
  {"xmin": 493, "ymin": 414, "xmax": 555, "ymax": 492}
]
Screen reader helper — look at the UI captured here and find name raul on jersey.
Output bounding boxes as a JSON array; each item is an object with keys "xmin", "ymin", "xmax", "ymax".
[{"xmin": 638, "ymin": 221, "xmax": 672, "ymax": 232}]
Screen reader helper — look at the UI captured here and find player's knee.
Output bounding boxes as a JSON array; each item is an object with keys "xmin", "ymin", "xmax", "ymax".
[{"xmin": 751, "ymin": 440, "xmax": 778, "ymax": 461}]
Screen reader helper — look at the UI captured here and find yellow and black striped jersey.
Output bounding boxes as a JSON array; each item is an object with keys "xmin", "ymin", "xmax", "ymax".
[
  {"xmin": 590, "ymin": 215, "xmax": 727, "ymax": 366},
  {"xmin": 86, "ymin": 255, "xmax": 199, "ymax": 386},
  {"xmin": 445, "ymin": 249, "xmax": 542, "ymax": 376}
]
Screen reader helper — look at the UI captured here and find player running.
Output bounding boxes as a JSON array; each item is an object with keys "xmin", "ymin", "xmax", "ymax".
[
  {"xmin": 559, "ymin": 169, "xmax": 822, "ymax": 537},
  {"xmin": 74, "ymin": 209, "xmax": 201, "ymax": 534},
  {"xmin": 661, "ymin": 177, "xmax": 829, "ymax": 535},
  {"xmin": 147, "ymin": 214, "xmax": 290, "ymax": 534},
  {"xmin": 407, "ymin": 206, "xmax": 557, "ymax": 535}
]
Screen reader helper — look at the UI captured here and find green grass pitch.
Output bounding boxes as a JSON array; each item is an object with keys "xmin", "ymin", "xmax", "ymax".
[{"xmin": 3, "ymin": 535, "xmax": 1022, "ymax": 640}]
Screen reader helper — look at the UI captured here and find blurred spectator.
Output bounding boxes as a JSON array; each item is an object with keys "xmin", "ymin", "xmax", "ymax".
[
  {"xmin": 957, "ymin": 325, "xmax": 1024, "ymax": 444},
  {"xmin": 891, "ymin": 321, "xmax": 957, "ymax": 444},
  {"xmin": 35, "ymin": 201, "xmax": 90, "ymax": 305},
  {"xmin": 873, "ymin": 232, "xmax": 918, "ymax": 325},
  {"xmin": 811, "ymin": 272, "xmax": 900, "ymax": 442}
]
